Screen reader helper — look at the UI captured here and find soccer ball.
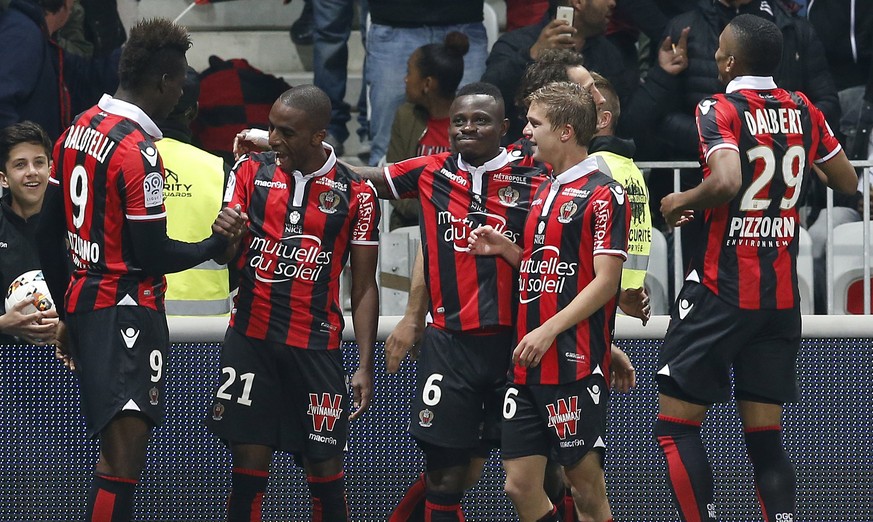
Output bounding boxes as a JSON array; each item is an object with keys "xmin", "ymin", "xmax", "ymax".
[{"xmin": 5, "ymin": 270, "xmax": 54, "ymax": 315}]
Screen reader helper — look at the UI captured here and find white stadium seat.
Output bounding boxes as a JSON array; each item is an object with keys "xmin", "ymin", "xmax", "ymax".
[
  {"xmin": 832, "ymin": 221, "xmax": 873, "ymax": 314},
  {"xmin": 646, "ymin": 227, "xmax": 670, "ymax": 315},
  {"xmin": 797, "ymin": 226, "xmax": 814, "ymax": 314}
]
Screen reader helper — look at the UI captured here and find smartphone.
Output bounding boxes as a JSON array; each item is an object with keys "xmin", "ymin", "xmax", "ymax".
[{"xmin": 556, "ymin": 5, "xmax": 574, "ymax": 27}]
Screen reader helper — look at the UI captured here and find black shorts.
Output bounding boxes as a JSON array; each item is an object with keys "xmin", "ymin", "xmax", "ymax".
[
  {"xmin": 408, "ymin": 326, "xmax": 512, "ymax": 450},
  {"xmin": 658, "ymin": 281, "xmax": 801, "ymax": 405},
  {"xmin": 501, "ymin": 375, "xmax": 608, "ymax": 468},
  {"xmin": 67, "ymin": 306, "xmax": 169, "ymax": 439},
  {"xmin": 205, "ymin": 328, "xmax": 349, "ymax": 461}
]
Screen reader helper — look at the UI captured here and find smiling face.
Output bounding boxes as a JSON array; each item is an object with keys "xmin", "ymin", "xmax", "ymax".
[
  {"xmin": 0, "ymin": 142, "xmax": 50, "ymax": 218},
  {"xmin": 268, "ymin": 99, "xmax": 324, "ymax": 174},
  {"xmin": 448, "ymin": 94, "xmax": 507, "ymax": 166}
]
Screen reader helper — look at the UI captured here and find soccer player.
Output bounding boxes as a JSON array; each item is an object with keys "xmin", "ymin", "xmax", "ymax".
[
  {"xmin": 205, "ymin": 85, "xmax": 380, "ymax": 522},
  {"xmin": 655, "ymin": 14, "xmax": 857, "ymax": 522},
  {"xmin": 0, "ymin": 121, "xmax": 58, "ymax": 345},
  {"xmin": 467, "ymin": 81, "xmax": 629, "ymax": 522},
  {"xmin": 358, "ymin": 82, "xmax": 548, "ymax": 521},
  {"xmin": 35, "ymin": 18, "xmax": 246, "ymax": 522}
]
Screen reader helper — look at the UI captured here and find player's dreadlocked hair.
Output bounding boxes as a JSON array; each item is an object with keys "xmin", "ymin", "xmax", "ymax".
[
  {"xmin": 729, "ymin": 14, "xmax": 783, "ymax": 76},
  {"xmin": 119, "ymin": 18, "xmax": 191, "ymax": 92}
]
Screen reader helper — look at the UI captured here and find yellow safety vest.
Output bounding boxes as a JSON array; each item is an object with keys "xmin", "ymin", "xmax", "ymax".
[
  {"xmin": 592, "ymin": 152, "xmax": 652, "ymax": 290},
  {"xmin": 157, "ymin": 138, "xmax": 231, "ymax": 315}
]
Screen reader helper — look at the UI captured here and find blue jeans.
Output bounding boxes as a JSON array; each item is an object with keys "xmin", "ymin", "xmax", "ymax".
[
  {"xmin": 313, "ymin": 0, "xmax": 369, "ymax": 144},
  {"xmin": 365, "ymin": 21, "xmax": 488, "ymax": 165}
]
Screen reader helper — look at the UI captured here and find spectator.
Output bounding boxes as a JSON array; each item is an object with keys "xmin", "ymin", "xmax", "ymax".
[
  {"xmin": 306, "ymin": 0, "xmax": 370, "ymax": 157},
  {"xmin": 806, "ymin": 0, "xmax": 873, "ymax": 313},
  {"xmin": 386, "ymin": 31, "xmax": 468, "ymax": 230},
  {"xmin": 482, "ymin": 0, "xmax": 636, "ymax": 145},
  {"xmin": 366, "ymin": 0, "xmax": 488, "ymax": 166},
  {"xmin": 156, "ymin": 67, "xmax": 233, "ymax": 316},
  {"xmin": 0, "ymin": 121, "xmax": 59, "ymax": 346},
  {"xmin": 0, "ymin": 0, "xmax": 119, "ymax": 141}
]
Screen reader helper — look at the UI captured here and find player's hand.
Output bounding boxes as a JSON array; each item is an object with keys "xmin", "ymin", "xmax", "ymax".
[
  {"xmin": 52, "ymin": 321, "xmax": 75, "ymax": 371},
  {"xmin": 619, "ymin": 287, "xmax": 650, "ymax": 325},
  {"xmin": 658, "ymin": 26, "xmax": 690, "ymax": 76},
  {"xmin": 660, "ymin": 193, "xmax": 694, "ymax": 227},
  {"xmin": 0, "ymin": 300, "xmax": 57, "ymax": 345},
  {"xmin": 529, "ymin": 19, "xmax": 577, "ymax": 60},
  {"xmin": 467, "ymin": 225, "xmax": 506, "ymax": 257},
  {"xmin": 384, "ymin": 314, "xmax": 424, "ymax": 373},
  {"xmin": 610, "ymin": 343, "xmax": 636, "ymax": 393},
  {"xmin": 513, "ymin": 325, "xmax": 556, "ymax": 368},
  {"xmin": 349, "ymin": 366, "xmax": 374, "ymax": 420},
  {"xmin": 212, "ymin": 204, "xmax": 248, "ymax": 242},
  {"xmin": 233, "ymin": 129, "xmax": 270, "ymax": 159}
]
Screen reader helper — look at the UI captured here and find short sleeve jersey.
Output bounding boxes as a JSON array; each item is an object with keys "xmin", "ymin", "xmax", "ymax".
[
  {"xmin": 694, "ymin": 76, "xmax": 842, "ymax": 309},
  {"xmin": 227, "ymin": 149, "xmax": 379, "ymax": 349},
  {"xmin": 384, "ymin": 149, "xmax": 547, "ymax": 332},
  {"xmin": 50, "ymin": 95, "xmax": 169, "ymax": 314},
  {"xmin": 514, "ymin": 156, "xmax": 630, "ymax": 386}
]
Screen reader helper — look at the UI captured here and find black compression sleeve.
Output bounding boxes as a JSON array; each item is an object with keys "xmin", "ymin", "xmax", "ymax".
[{"xmin": 128, "ymin": 218, "xmax": 228, "ymax": 276}]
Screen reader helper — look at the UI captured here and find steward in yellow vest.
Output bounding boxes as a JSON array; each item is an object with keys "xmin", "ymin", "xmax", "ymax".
[{"xmin": 157, "ymin": 67, "xmax": 232, "ymax": 316}]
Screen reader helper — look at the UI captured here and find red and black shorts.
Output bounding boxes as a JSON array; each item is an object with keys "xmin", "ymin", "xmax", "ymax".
[
  {"xmin": 658, "ymin": 281, "xmax": 801, "ymax": 405},
  {"xmin": 68, "ymin": 306, "xmax": 170, "ymax": 439},
  {"xmin": 408, "ymin": 326, "xmax": 512, "ymax": 450},
  {"xmin": 501, "ymin": 374, "xmax": 609, "ymax": 468},
  {"xmin": 205, "ymin": 327, "xmax": 349, "ymax": 462}
]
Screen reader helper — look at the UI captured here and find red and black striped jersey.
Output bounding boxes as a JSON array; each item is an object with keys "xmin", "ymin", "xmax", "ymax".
[
  {"xmin": 227, "ymin": 148, "xmax": 379, "ymax": 349},
  {"xmin": 384, "ymin": 149, "xmax": 547, "ymax": 332},
  {"xmin": 513, "ymin": 156, "xmax": 630, "ymax": 386},
  {"xmin": 693, "ymin": 76, "xmax": 842, "ymax": 309},
  {"xmin": 50, "ymin": 95, "xmax": 170, "ymax": 314}
]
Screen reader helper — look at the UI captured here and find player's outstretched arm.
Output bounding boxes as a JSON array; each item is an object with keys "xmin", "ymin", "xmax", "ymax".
[
  {"xmin": 514, "ymin": 255, "xmax": 623, "ymax": 368},
  {"xmin": 349, "ymin": 244, "xmax": 379, "ymax": 420},
  {"xmin": 661, "ymin": 148, "xmax": 742, "ymax": 226},
  {"xmin": 467, "ymin": 225, "xmax": 523, "ymax": 268},
  {"xmin": 35, "ymin": 182, "xmax": 71, "ymax": 321},
  {"xmin": 343, "ymin": 162, "xmax": 394, "ymax": 200},
  {"xmin": 385, "ymin": 244, "xmax": 427, "ymax": 373}
]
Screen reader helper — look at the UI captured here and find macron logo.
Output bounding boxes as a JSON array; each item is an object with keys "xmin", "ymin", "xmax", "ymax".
[
  {"xmin": 440, "ymin": 168, "xmax": 468, "ymax": 186},
  {"xmin": 255, "ymin": 179, "xmax": 287, "ymax": 190}
]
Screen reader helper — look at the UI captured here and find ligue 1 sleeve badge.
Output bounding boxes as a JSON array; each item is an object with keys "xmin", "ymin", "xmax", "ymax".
[
  {"xmin": 149, "ymin": 387, "xmax": 160, "ymax": 406},
  {"xmin": 418, "ymin": 408, "xmax": 434, "ymax": 428}
]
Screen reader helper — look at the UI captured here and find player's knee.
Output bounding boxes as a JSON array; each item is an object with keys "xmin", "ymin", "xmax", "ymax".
[{"xmin": 503, "ymin": 468, "xmax": 542, "ymax": 505}]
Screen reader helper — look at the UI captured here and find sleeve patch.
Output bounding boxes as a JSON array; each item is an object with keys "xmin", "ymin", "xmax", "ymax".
[{"xmin": 143, "ymin": 172, "xmax": 164, "ymax": 208}]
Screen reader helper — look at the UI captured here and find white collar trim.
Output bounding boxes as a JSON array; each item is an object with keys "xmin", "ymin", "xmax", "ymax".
[
  {"xmin": 456, "ymin": 148, "xmax": 510, "ymax": 174},
  {"xmin": 291, "ymin": 143, "xmax": 337, "ymax": 179},
  {"xmin": 553, "ymin": 156, "xmax": 599, "ymax": 186},
  {"xmin": 726, "ymin": 76, "xmax": 777, "ymax": 94},
  {"xmin": 97, "ymin": 94, "xmax": 162, "ymax": 140}
]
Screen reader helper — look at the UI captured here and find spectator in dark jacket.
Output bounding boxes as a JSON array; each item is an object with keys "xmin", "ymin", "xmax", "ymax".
[
  {"xmin": 655, "ymin": 0, "xmax": 839, "ymax": 160},
  {"xmin": 483, "ymin": 0, "xmax": 636, "ymax": 144},
  {"xmin": 0, "ymin": 0, "xmax": 118, "ymax": 141}
]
